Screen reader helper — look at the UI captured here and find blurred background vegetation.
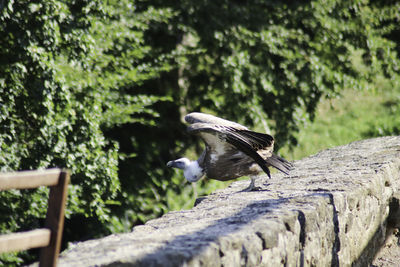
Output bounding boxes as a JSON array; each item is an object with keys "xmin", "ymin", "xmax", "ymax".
[{"xmin": 0, "ymin": 0, "xmax": 399, "ymax": 265}]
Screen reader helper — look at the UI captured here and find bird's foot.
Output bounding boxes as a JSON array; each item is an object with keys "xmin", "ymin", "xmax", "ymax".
[
  {"xmin": 239, "ymin": 186, "xmax": 262, "ymax": 192},
  {"xmin": 238, "ymin": 176, "xmax": 260, "ymax": 192}
]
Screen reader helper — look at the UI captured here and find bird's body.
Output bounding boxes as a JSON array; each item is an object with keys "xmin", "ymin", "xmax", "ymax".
[{"xmin": 167, "ymin": 112, "xmax": 292, "ymax": 191}]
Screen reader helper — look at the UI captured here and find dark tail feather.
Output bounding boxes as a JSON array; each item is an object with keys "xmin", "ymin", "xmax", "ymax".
[{"xmin": 266, "ymin": 154, "xmax": 293, "ymax": 175}]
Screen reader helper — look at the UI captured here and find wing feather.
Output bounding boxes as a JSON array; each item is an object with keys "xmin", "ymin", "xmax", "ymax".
[
  {"xmin": 228, "ymin": 128, "xmax": 274, "ymax": 150},
  {"xmin": 187, "ymin": 123, "xmax": 273, "ymax": 177},
  {"xmin": 185, "ymin": 112, "xmax": 247, "ymax": 129},
  {"xmin": 224, "ymin": 131, "xmax": 272, "ymax": 177}
]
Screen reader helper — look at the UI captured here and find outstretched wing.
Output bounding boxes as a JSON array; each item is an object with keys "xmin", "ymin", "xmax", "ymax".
[{"xmin": 186, "ymin": 122, "xmax": 274, "ymax": 177}]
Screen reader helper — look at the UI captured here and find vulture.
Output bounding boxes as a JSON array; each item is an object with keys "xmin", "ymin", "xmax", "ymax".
[{"xmin": 167, "ymin": 112, "xmax": 292, "ymax": 191}]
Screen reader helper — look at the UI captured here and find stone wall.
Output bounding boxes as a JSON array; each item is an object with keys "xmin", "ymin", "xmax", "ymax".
[{"xmin": 57, "ymin": 136, "xmax": 400, "ymax": 266}]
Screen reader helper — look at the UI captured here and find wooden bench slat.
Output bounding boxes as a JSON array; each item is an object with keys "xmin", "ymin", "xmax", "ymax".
[
  {"xmin": 0, "ymin": 229, "xmax": 51, "ymax": 253},
  {"xmin": 0, "ymin": 168, "xmax": 62, "ymax": 190}
]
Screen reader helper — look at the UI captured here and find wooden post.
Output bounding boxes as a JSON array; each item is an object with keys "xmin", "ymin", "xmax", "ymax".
[{"xmin": 39, "ymin": 170, "xmax": 70, "ymax": 267}]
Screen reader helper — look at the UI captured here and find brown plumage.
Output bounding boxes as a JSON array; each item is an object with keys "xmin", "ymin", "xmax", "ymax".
[{"xmin": 167, "ymin": 112, "xmax": 292, "ymax": 191}]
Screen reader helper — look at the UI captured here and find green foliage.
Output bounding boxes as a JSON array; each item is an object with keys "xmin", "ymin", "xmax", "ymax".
[
  {"xmin": 1, "ymin": 0, "xmax": 400, "ymax": 265},
  {"xmin": 0, "ymin": 0, "xmax": 176, "ymax": 264},
  {"xmin": 0, "ymin": 1, "xmax": 120, "ymax": 264},
  {"xmin": 132, "ymin": 0, "xmax": 399, "ymax": 146}
]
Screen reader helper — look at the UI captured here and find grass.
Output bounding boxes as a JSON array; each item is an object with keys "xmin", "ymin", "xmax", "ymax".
[{"xmin": 281, "ymin": 85, "xmax": 400, "ymax": 161}]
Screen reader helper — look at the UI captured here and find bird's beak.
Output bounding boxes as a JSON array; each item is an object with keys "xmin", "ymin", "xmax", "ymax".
[{"xmin": 166, "ymin": 161, "xmax": 175, "ymax": 167}]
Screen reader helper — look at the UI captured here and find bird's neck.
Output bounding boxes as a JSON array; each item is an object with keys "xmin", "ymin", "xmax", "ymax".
[{"xmin": 184, "ymin": 160, "xmax": 204, "ymax": 182}]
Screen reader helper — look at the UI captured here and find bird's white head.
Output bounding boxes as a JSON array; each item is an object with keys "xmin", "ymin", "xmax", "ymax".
[{"xmin": 166, "ymin": 157, "xmax": 204, "ymax": 182}]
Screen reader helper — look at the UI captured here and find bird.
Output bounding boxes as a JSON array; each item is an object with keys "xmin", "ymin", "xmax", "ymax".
[{"xmin": 166, "ymin": 112, "xmax": 293, "ymax": 191}]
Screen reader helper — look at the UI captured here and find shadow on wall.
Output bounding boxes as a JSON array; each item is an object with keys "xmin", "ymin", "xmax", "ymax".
[{"xmin": 354, "ymin": 196, "xmax": 400, "ymax": 267}]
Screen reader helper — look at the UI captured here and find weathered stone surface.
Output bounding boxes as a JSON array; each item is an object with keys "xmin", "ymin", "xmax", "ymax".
[{"xmin": 56, "ymin": 136, "xmax": 400, "ymax": 266}]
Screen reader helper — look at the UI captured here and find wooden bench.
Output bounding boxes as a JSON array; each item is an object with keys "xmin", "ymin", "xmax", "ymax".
[{"xmin": 0, "ymin": 168, "xmax": 70, "ymax": 267}]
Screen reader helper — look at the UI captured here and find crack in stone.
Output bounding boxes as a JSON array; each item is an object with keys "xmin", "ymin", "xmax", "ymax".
[
  {"xmin": 327, "ymin": 193, "xmax": 340, "ymax": 267},
  {"xmin": 296, "ymin": 210, "xmax": 306, "ymax": 267},
  {"xmin": 255, "ymin": 231, "xmax": 267, "ymax": 251}
]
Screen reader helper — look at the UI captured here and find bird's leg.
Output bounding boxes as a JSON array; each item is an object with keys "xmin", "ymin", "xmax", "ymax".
[
  {"xmin": 192, "ymin": 182, "xmax": 198, "ymax": 199},
  {"xmin": 240, "ymin": 176, "xmax": 260, "ymax": 192}
]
